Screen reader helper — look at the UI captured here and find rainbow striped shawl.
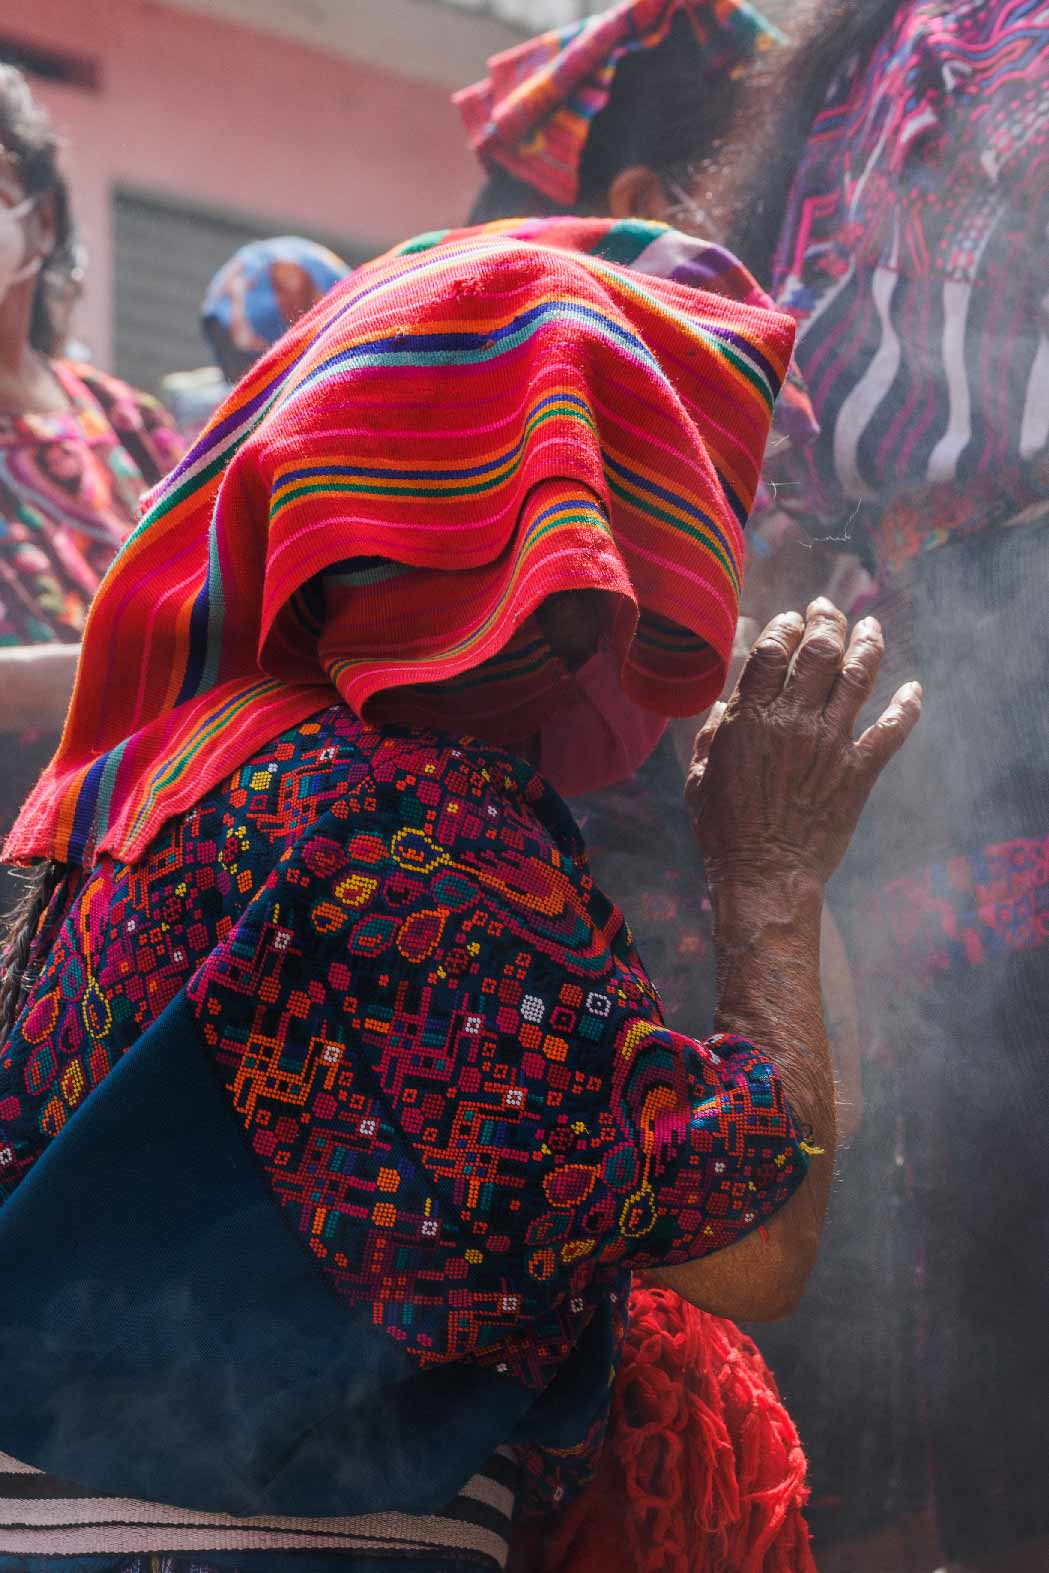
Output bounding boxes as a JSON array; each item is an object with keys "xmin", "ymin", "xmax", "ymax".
[{"xmin": 6, "ymin": 218, "xmax": 799, "ymax": 869}]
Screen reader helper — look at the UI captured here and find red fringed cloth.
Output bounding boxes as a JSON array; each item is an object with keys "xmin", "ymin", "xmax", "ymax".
[{"xmin": 514, "ymin": 1286, "xmax": 816, "ymax": 1573}]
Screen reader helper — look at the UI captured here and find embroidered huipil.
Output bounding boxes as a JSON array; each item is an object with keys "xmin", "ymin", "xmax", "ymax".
[{"xmin": 0, "ymin": 707, "xmax": 806, "ymax": 1516}]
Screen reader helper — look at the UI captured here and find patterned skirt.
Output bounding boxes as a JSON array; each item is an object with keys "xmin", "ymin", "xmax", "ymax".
[{"xmin": 0, "ymin": 1289, "xmax": 817, "ymax": 1573}]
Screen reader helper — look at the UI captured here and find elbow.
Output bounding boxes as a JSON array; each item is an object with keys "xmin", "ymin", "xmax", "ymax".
[
  {"xmin": 646, "ymin": 1174, "xmax": 829, "ymax": 1323},
  {"xmin": 746, "ymin": 1232, "xmax": 823, "ymax": 1321},
  {"xmin": 731, "ymin": 1208, "xmax": 823, "ymax": 1321},
  {"xmin": 737, "ymin": 1274, "xmax": 808, "ymax": 1323},
  {"xmin": 648, "ymin": 1243, "xmax": 816, "ymax": 1324},
  {"xmin": 720, "ymin": 1254, "xmax": 814, "ymax": 1323},
  {"xmin": 726, "ymin": 1219, "xmax": 824, "ymax": 1321}
]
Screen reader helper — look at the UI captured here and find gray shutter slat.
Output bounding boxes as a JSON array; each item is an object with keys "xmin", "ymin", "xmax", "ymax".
[{"xmin": 112, "ymin": 190, "xmax": 362, "ymax": 397}]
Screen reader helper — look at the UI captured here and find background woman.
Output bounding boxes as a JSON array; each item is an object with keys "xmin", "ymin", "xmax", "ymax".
[
  {"xmin": 460, "ymin": 1, "xmax": 1049, "ymax": 1567},
  {"xmin": 455, "ymin": 0, "xmax": 864, "ymax": 1144},
  {"xmin": 0, "ymin": 217, "xmax": 918, "ymax": 1571},
  {"xmin": 733, "ymin": 6, "xmax": 1049, "ymax": 1569},
  {"xmin": 0, "ymin": 67, "xmax": 182, "ymax": 862}
]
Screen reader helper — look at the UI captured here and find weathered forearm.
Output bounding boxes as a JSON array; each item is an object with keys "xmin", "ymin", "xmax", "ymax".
[
  {"xmin": 658, "ymin": 600, "xmax": 917, "ymax": 1319},
  {"xmin": 649, "ymin": 871, "xmax": 835, "ymax": 1318},
  {"xmin": 712, "ymin": 874, "xmax": 832, "ymax": 1125},
  {"xmin": 709, "ymin": 870, "xmax": 837, "ymax": 1261}
]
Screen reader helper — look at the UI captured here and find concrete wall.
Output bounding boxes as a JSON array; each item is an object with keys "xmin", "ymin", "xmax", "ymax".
[{"xmin": 15, "ymin": 0, "xmax": 481, "ymax": 368}]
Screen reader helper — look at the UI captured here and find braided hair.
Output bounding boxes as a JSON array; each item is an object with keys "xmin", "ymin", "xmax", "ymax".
[{"xmin": 0, "ymin": 859, "xmax": 70, "ymax": 1046}]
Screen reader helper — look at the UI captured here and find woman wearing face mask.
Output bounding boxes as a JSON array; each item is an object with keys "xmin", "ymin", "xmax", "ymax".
[
  {"xmin": 0, "ymin": 67, "xmax": 182, "ymax": 862},
  {"xmin": 0, "ymin": 216, "xmax": 920, "ymax": 1573}
]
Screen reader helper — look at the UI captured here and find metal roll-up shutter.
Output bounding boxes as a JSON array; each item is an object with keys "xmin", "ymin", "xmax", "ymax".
[{"xmin": 112, "ymin": 187, "xmax": 363, "ymax": 395}]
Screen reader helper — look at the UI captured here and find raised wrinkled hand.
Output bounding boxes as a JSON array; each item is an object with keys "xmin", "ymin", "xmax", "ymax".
[{"xmin": 686, "ymin": 599, "xmax": 922, "ymax": 889}]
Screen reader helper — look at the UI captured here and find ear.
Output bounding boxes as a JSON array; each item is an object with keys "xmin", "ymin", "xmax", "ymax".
[
  {"xmin": 29, "ymin": 188, "xmax": 58, "ymax": 262},
  {"xmin": 606, "ymin": 165, "xmax": 674, "ymax": 223}
]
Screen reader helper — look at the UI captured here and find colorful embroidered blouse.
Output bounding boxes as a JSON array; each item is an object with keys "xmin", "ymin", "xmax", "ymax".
[
  {"xmin": 0, "ymin": 360, "xmax": 182, "ymax": 646},
  {"xmin": 763, "ymin": 0, "xmax": 1049, "ymax": 578},
  {"xmin": 0, "ymin": 706, "xmax": 806, "ymax": 1514}
]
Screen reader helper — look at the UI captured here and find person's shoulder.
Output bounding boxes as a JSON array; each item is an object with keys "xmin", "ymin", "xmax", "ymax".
[
  {"xmin": 305, "ymin": 716, "xmax": 584, "ymax": 863},
  {"xmin": 214, "ymin": 706, "xmax": 582, "ymax": 870}
]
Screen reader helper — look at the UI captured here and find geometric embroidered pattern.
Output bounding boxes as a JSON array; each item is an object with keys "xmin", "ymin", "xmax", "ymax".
[{"xmin": 0, "ymin": 706, "xmax": 806, "ymax": 1498}]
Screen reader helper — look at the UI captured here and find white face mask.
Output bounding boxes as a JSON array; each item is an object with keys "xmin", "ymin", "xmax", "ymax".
[{"xmin": 0, "ymin": 194, "xmax": 41, "ymax": 303}]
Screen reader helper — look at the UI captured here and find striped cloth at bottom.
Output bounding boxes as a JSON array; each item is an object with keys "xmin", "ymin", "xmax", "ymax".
[{"xmin": 0, "ymin": 1447, "xmax": 516, "ymax": 1569}]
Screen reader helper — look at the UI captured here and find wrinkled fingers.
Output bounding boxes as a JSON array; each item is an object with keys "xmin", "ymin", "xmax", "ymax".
[
  {"xmin": 735, "ymin": 611, "xmax": 805, "ymax": 705},
  {"xmin": 854, "ymin": 681, "xmax": 923, "ymax": 779},
  {"xmin": 690, "ymin": 701, "xmax": 727, "ymax": 769},
  {"xmin": 685, "ymin": 702, "xmax": 726, "ymax": 806},
  {"xmin": 823, "ymin": 617, "xmax": 885, "ymax": 733},
  {"xmin": 784, "ymin": 598, "xmax": 848, "ymax": 707}
]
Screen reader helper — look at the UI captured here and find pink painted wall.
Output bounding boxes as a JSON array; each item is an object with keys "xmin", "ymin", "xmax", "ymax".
[{"xmin": 18, "ymin": 0, "xmax": 480, "ymax": 368}]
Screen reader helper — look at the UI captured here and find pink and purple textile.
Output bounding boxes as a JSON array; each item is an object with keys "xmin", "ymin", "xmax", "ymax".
[{"xmin": 764, "ymin": 0, "xmax": 1049, "ymax": 578}]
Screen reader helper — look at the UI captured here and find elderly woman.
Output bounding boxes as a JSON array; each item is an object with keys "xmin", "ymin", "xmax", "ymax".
[{"xmin": 0, "ymin": 218, "xmax": 918, "ymax": 1572}]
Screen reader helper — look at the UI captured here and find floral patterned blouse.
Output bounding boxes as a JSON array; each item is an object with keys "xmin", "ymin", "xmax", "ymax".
[
  {"xmin": 0, "ymin": 360, "xmax": 181, "ymax": 647},
  {"xmin": 0, "ymin": 361, "xmax": 182, "ymax": 854}
]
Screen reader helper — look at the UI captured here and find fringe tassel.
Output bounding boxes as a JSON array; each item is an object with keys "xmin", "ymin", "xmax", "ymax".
[{"xmin": 521, "ymin": 1285, "xmax": 816, "ymax": 1573}]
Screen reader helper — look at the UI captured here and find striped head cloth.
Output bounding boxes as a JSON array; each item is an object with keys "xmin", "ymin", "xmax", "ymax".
[
  {"xmin": 6, "ymin": 217, "xmax": 805, "ymax": 868},
  {"xmin": 454, "ymin": 0, "xmax": 781, "ymax": 207}
]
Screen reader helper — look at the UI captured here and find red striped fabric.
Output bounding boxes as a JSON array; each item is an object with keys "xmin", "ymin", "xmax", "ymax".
[{"xmin": 6, "ymin": 218, "xmax": 797, "ymax": 868}]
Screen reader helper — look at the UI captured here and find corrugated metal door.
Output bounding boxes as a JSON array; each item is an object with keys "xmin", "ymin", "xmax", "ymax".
[{"xmin": 112, "ymin": 187, "xmax": 362, "ymax": 395}]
